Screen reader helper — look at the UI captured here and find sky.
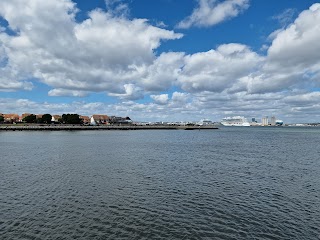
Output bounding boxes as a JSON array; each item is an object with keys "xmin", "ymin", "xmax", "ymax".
[{"xmin": 1, "ymin": 0, "xmax": 320, "ymax": 123}]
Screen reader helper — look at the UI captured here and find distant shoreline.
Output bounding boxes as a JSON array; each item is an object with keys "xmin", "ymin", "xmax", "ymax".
[{"xmin": 0, "ymin": 124, "xmax": 219, "ymax": 131}]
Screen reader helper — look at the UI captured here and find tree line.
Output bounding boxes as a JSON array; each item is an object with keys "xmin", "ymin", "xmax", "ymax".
[{"xmin": 0, "ymin": 114, "xmax": 83, "ymax": 124}]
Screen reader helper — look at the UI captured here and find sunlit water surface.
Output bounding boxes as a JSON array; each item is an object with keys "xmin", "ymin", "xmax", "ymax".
[{"xmin": 1, "ymin": 127, "xmax": 320, "ymax": 239}]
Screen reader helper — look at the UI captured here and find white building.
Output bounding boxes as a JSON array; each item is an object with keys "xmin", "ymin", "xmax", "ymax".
[{"xmin": 262, "ymin": 116, "xmax": 268, "ymax": 126}]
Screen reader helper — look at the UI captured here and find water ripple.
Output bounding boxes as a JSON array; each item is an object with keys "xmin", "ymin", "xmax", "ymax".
[{"xmin": 1, "ymin": 128, "xmax": 320, "ymax": 239}]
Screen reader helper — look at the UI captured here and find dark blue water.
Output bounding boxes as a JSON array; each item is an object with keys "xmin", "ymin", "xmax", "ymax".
[{"xmin": 1, "ymin": 127, "xmax": 320, "ymax": 239}]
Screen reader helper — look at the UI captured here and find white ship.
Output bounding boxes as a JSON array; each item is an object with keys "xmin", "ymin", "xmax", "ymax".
[
  {"xmin": 221, "ymin": 116, "xmax": 250, "ymax": 127},
  {"xmin": 276, "ymin": 120, "xmax": 284, "ymax": 126}
]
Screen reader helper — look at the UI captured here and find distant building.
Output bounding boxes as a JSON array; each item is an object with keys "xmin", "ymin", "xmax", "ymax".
[
  {"xmin": 4, "ymin": 114, "xmax": 20, "ymax": 123},
  {"xmin": 109, "ymin": 116, "xmax": 132, "ymax": 125},
  {"xmin": 252, "ymin": 117, "xmax": 257, "ymax": 123},
  {"xmin": 262, "ymin": 116, "xmax": 268, "ymax": 126},
  {"xmin": 80, "ymin": 116, "xmax": 90, "ymax": 124},
  {"xmin": 20, "ymin": 113, "xmax": 33, "ymax": 122},
  {"xmin": 91, "ymin": 115, "xmax": 110, "ymax": 124},
  {"xmin": 270, "ymin": 116, "xmax": 276, "ymax": 126},
  {"xmin": 197, "ymin": 119, "xmax": 213, "ymax": 126},
  {"xmin": 51, "ymin": 115, "xmax": 61, "ymax": 123}
]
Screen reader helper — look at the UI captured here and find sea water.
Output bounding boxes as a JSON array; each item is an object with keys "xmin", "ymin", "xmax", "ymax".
[{"xmin": 1, "ymin": 127, "xmax": 319, "ymax": 239}]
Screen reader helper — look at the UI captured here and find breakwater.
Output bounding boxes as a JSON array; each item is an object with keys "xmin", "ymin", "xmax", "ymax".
[{"xmin": 0, "ymin": 125, "xmax": 218, "ymax": 131}]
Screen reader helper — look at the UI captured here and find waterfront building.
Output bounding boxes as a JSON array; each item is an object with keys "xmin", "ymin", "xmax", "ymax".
[
  {"xmin": 270, "ymin": 116, "xmax": 276, "ymax": 126},
  {"xmin": 51, "ymin": 115, "xmax": 62, "ymax": 123},
  {"xmin": 262, "ymin": 116, "xmax": 268, "ymax": 126},
  {"xmin": 3, "ymin": 114, "xmax": 20, "ymax": 123},
  {"xmin": 80, "ymin": 116, "xmax": 90, "ymax": 124},
  {"xmin": 91, "ymin": 115, "xmax": 110, "ymax": 124},
  {"xmin": 109, "ymin": 116, "xmax": 132, "ymax": 125}
]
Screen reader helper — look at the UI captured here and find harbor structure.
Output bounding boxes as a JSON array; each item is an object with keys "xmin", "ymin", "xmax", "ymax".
[{"xmin": 270, "ymin": 116, "xmax": 276, "ymax": 126}]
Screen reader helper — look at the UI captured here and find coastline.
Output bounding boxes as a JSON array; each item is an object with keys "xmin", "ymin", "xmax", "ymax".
[{"xmin": 0, "ymin": 124, "xmax": 219, "ymax": 131}]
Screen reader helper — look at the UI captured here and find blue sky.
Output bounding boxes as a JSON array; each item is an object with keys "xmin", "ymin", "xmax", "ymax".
[{"xmin": 1, "ymin": 0, "xmax": 320, "ymax": 123}]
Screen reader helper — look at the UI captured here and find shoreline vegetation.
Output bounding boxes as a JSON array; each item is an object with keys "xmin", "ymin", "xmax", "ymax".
[{"xmin": 0, "ymin": 124, "xmax": 219, "ymax": 131}]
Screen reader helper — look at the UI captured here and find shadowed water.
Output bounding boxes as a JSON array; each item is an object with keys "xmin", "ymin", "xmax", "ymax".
[{"xmin": 1, "ymin": 127, "xmax": 320, "ymax": 239}]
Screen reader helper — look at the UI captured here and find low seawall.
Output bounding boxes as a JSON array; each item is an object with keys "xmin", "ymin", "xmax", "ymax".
[{"xmin": 0, "ymin": 125, "xmax": 219, "ymax": 131}]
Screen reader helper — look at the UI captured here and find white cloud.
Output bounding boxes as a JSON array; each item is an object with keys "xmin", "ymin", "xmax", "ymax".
[
  {"xmin": 177, "ymin": 0, "xmax": 249, "ymax": 29},
  {"xmin": 272, "ymin": 8, "xmax": 297, "ymax": 27},
  {"xmin": 105, "ymin": 0, "xmax": 130, "ymax": 17},
  {"xmin": 140, "ymin": 52, "xmax": 185, "ymax": 91},
  {"xmin": 172, "ymin": 92, "xmax": 189, "ymax": 103},
  {"xmin": 108, "ymin": 84, "xmax": 144, "ymax": 100},
  {"xmin": 253, "ymin": 3, "xmax": 320, "ymax": 93},
  {"xmin": 48, "ymin": 89, "xmax": 89, "ymax": 97},
  {"xmin": 283, "ymin": 92, "xmax": 320, "ymax": 105},
  {"xmin": 267, "ymin": 4, "xmax": 320, "ymax": 70},
  {"xmin": 178, "ymin": 44, "xmax": 263, "ymax": 93},
  {"xmin": 150, "ymin": 94, "xmax": 169, "ymax": 105},
  {"xmin": 0, "ymin": 0, "xmax": 183, "ymax": 94}
]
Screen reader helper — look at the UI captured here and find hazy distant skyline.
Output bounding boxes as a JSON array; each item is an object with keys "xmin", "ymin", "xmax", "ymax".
[{"xmin": 1, "ymin": 0, "xmax": 320, "ymax": 123}]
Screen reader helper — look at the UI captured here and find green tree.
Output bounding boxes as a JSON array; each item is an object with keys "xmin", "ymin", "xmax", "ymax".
[
  {"xmin": 41, "ymin": 114, "xmax": 52, "ymax": 124},
  {"xmin": 23, "ymin": 114, "xmax": 36, "ymax": 123},
  {"xmin": 0, "ymin": 115, "xmax": 4, "ymax": 122},
  {"xmin": 68, "ymin": 114, "xmax": 81, "ymax": 124},
  {"xmin": 61, "ymin": 114, "xmax": 81, "ymax": 124}
]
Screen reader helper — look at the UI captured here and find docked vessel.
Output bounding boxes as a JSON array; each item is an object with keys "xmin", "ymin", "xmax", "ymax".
[
  {"xmin": 276, "ymin": 120, "xmax": 284, "ymax": 126},
  {"xmin": 221, "ymin": 116, "xmax": 250, "ymax": 127}
]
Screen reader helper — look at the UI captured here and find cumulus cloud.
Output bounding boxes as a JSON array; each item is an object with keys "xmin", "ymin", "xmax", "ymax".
[
  {"xmin": 172, "ymin": 92, "xmax": 189, "ymax": 103},
  {"xmin": 256, "ymin": 3, "xmax": 320, "ymax": 92},
  {"xmin": 177, "ymin": 0, "xmax": 250, "ymax": 29},
  {"xmin": 141, "ymin": 52, "xmax": 185, "ymax": 91},
  {"xmin": 150, "ymin": 94, "xmax": 169, "ymax": 105},
  {"xmin": 267, "ymin": 4, "xmax": 320, "ymax": 70},
  {"xmin": 177, "ymin": 44, "xmax": 263, "ymax": 93},
  {"xmin": 108, "ymin": 84, "xmax": 144, "ymax": 100},
  {"xmin": 0, "ymin": 0, "xmax": 183, "ymax": 94}
]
